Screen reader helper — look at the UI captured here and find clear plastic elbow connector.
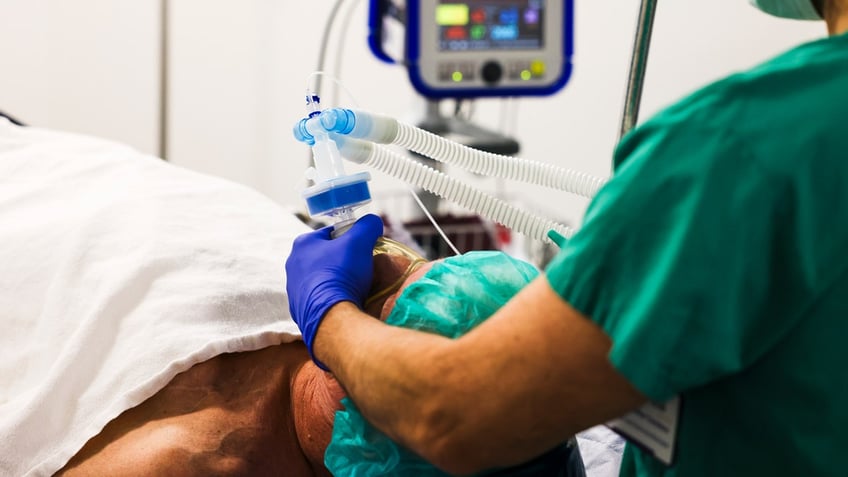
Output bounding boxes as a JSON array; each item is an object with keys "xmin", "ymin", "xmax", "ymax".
[
  {"xmin": 293, "ymin": 102, "xmax": 608, "ymax": 244},
  {"xmin": 294, "ymin": 94, "xmax": 372, "ymax": 231}
]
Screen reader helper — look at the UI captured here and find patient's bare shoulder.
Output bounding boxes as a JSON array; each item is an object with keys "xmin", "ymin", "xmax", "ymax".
[{"xmin": 57, "ymin": 344, "xmax": 321, "ymax": 477}]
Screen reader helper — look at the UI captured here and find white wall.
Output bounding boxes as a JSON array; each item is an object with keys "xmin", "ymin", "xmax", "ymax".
[
  {"xmin": 0, "ymin": 0, "xmax": 161, "ymax": 155},
  {"xmin": 168, "ymin": 0, "xmax": 824, "ymax": 228}
]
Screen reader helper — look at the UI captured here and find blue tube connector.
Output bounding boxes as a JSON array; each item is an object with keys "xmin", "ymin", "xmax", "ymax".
[
  {"xmin": 293, "ymin": 118, "xmax": 316, "ymax": 146},
  {"xmin": 294, "ymin": 107, "xmax": 398, "ymax": 145},
  {"xmin": 303, "ymin": 172, "xmax": 372, "ymax": 218},
  {"xmin": 320, "ymin": 108, "xmax": 357, "ymax": 135},
  {"xmin": 293, "ymin": 93, "xmax": 373, "ymax": 231}
]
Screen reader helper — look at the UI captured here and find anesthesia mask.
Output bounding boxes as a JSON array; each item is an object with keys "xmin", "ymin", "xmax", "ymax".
[
  {"xmin": 364, "ymin": 237, "xmax": 427, "ymax": 313},
  {"xmin": 749, "ymin": 0, "xmax": 823, "ymax": 20}
]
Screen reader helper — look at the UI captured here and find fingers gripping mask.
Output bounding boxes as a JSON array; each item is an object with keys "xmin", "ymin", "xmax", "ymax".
[
  {"xmin": 749, "ymin": 0, "xmax": 822, "ymax": 20},
  {"xmin": 365, "ymin": 237, "xmax": 427, "ymax": 311}
]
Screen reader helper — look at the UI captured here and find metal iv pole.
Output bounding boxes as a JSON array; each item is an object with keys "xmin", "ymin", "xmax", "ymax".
[
  {"xmin": 159, "ymin": 0, "xmax": 169, "ymax": 160},
  {"xmin": 618, "ymin": 0, "xmax": 659, "ymax": 142}
]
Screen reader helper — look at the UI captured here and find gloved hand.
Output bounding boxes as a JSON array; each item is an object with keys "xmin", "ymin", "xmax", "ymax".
[{"xmin": 285, "ymin": 214, "xmax": 384, "ymax": 370}]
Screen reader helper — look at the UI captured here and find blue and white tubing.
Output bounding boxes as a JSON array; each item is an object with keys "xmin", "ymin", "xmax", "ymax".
[
  {"xmin": 333, "ymin": 134, "xmax": 574, "ymax": 243},
  {"xmin": 318, "ymin": 108, "xmax": 608, "ymax": 200}
]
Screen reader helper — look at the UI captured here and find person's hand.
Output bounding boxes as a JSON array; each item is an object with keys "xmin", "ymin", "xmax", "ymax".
[{"xmin": 285, "ymin": 214, "xmax": 384, "ymax": 370}]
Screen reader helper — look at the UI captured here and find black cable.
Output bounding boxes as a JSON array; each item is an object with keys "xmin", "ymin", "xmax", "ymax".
[{"xmin": 0, "ymin": 110, "xmax": 26, "ymax": 126}]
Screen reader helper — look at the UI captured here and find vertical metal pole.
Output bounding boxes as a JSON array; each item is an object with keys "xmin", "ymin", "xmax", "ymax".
[
  {"xmin": 618, "ymin": 0, "xmax": 658, "ymax": 142},
  {"xmin": 159, "ymin": 0, "xmax": 169, "ymax": 160}
]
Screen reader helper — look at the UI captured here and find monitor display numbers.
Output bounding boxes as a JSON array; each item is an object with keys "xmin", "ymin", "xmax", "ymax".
[{"xmin": 436, "ymin": 0, "xmax": 545, "ymax": 52}]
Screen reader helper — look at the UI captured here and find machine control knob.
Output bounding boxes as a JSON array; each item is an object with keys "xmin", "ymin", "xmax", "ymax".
[{"xmin": 481, "ymin": 61, "xmax": 503, "ymax": 85}]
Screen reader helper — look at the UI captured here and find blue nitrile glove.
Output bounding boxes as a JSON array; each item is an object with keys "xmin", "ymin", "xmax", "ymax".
[{"xmin": 285, "ymin": 214, "xmax": 384, "ymax": 370}]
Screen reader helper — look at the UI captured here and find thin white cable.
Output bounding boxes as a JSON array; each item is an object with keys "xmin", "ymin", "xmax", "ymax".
[
  {"xmin": 406, "ymin": 186, "xmax": 461, "ymax": 256},
  {"xmin": 305, "ymin": 0, "xmax": 345, "ymax": 172},
  {"xmin": 314, "ymin": 0, "xmax": 347, "ymax": 95},
  {"xmin": 304, "ymin": 72, "xmax": 361, "ymax": 109},
  {"xmin": 332, "ymin": 0, "xmax": 365, "ymax": 107}
]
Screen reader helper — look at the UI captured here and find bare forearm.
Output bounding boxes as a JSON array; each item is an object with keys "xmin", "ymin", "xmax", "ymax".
[
  {"xmin": 313, "ymin": 302, "xmax": 460, "ymax": 457},
  {"xmin": 312, "ymin": 279, "xmax": 647, "ymax": 475}
]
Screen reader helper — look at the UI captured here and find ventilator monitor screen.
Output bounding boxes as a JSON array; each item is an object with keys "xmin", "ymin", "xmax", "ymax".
[
  {"xmin": 368, "ymin": 0, "xmax": 571, "ymax": 98},
  {"xmin": 436, "ymin": 0, "xmax": 545, "ymax": 51}
]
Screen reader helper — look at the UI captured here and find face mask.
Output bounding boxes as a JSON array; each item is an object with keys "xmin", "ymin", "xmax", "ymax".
[
  {"xmin": 749, "ymin": 0, "xmax": 822, "ymax": 20},
  {"xmin": 364, "ymin": 237, "xmax": 426, "ymax": 310}
]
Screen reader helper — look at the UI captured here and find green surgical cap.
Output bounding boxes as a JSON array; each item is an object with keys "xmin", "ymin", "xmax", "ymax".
[{"xmin": 325, "ymin": 251, "xmax": 539, "ymax": 476}]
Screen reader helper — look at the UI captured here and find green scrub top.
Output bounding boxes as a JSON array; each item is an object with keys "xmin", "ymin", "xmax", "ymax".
[{"xmin": 546, "ymin": 32, "xmax": 848, "ymax": 476}]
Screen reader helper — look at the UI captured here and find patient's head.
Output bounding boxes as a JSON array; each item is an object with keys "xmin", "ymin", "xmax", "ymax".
[
  {"xmin": 380, "ymin": 250, "xmax": 538, "ymax": 333},
  {"xmin": 327, "ymin": 246, "xmax": 540, "ymax": 475}
]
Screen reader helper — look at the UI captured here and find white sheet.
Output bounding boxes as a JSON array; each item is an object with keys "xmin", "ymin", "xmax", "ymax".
[
  {"xmin": 576, "ymin": 426, "xmax": 626, "ymax": 477},
  {"xmin": 0, "ymin": 119, "xmax": 309, "ymax": 476}
]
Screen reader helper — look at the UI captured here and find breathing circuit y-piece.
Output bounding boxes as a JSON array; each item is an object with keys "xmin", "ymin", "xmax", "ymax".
[{"xmin": 294, "ymin": 93, "xmax": 372, "ymax": 231}]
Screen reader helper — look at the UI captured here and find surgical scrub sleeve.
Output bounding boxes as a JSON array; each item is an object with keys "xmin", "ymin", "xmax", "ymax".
[{"xmin": 546, "ymin": 33, "xmax": 848, "ymax": 477}]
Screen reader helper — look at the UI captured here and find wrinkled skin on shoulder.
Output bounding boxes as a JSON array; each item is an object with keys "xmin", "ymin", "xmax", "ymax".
[
  {"xmin": 59, "ymin": 250, "xmax": 422, "ymax": 477},
  {"xmin": 291, "ymin": 361, "xmax": 346, "ymax": 474},
  {"xmin": 59, "ymin": 344, "xmax": 316, "ymax": 477}
]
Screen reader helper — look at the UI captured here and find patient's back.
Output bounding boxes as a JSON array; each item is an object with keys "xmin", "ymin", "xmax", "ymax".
[{"xmin": 59, "ymin": 344, "xmax": 344, "ymax": 477}]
